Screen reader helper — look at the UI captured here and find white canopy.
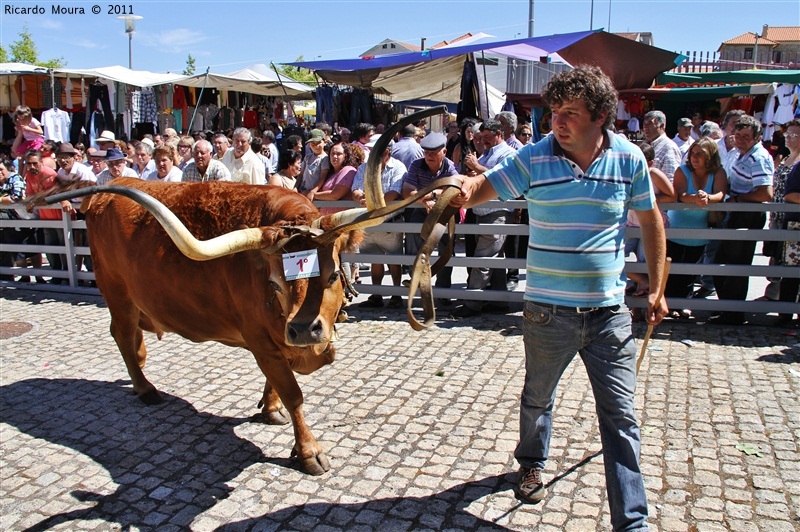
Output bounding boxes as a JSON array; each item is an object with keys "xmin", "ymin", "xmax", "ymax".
[
  {"xmin": 54, "ymin": 65, "xmax": 187, "ymax": 86},
  {"xmin": 176, "ymin": 64, "xmax": 314, "ymax": 98},
  {"xmin": 0, "ymin": 62, "xmax": 51, "ymax": 75}
]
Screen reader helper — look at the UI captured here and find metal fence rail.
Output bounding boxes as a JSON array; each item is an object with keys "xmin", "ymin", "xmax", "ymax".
[{"xmin": 2, "ymin": 201, "xmax": 798, "ymax": 316}]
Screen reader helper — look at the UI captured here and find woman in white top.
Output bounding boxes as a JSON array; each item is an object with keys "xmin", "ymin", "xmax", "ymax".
[{"xmin": 151, "ymin": 145, "xmax": 183, "ymax": 182}]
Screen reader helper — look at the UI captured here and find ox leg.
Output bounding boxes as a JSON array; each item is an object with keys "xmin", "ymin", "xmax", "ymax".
[
  {"xmin": 109, "ymin": 312, "xmax": 162, "ymax": 405},
  {"xmin": 252, "ymin": 354, "xmax": 330, "ymax": 475},
  {"xmin": 258, "ymin": 379, "xmax": 290, "ymax": 425}
]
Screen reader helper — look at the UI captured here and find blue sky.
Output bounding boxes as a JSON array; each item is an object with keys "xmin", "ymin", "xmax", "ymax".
[{"xmin": 1, "ymin": 0, "xmax": 798, "ymax": 74}]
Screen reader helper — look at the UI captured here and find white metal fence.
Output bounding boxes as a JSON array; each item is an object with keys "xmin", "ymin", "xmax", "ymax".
[{"xmin": 1, "ymin": 201, "xmax": 799, "ymax": 316}]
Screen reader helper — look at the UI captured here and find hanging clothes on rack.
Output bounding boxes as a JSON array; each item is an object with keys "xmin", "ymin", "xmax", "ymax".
[
  {"xmin": 86, "ymin": 80, "xmax": 114, "ymax": 148},
  {"xmin": 41, "ymin": 108, "xmax": 71, "ymax": 142}
]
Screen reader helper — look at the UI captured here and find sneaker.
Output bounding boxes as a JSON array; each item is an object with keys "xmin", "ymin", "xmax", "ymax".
[
  {"xmin": 692, "ymin": 286, "xmax": 716, "ymax": 299},
  {"xmin": 517, "ymin": 467, "xmax": 546, "ymax": 503}
]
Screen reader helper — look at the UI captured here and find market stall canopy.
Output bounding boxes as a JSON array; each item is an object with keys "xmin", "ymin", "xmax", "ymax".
[
  {"xmin": 0, "ymin": 62, "xmax": 50, "ymax": 75},
  {"xmin": 287, "ymin": 29, "xmax": 685, "ymax": 102},
  {"xmin": 618, "ymin": 83, "xmax": 776, "ymax": 103},
  {"xmin": 659, "ymin": 69, "xmax": 800, "ymax": 85},
  {"xmin": 54, "ymin": 65, "xmax": 187, "ymax": 86},
  {"xmin": 176, "ymin": 66, "xmax": 313, "ymax": 98}
]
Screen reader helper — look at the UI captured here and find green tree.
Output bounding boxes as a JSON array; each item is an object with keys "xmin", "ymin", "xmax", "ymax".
[
  {"xmin": 8, "ymin": 24, "xmax": 65, "ymax": 67},
  {"xmin": 277, "ymin": 56, "xmax": 316, "ymax": 84},
  {"xmin": 0, "ymin": 45, "xmax": 8, "ymax": 63},
  {"xmin": 183, "ymin": 54, "xmax": 196, "ymax": 75}
]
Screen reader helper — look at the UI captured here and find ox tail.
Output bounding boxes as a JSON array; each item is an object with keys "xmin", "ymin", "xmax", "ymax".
[{"xmin": 45, "ymin": 185, "xmax": 268, "ymax": 261}]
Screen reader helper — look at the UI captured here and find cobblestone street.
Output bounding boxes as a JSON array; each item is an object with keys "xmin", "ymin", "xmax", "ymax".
[{"xmin": 1, "ymin": 288, "xmax": 798, "ymax": 531}]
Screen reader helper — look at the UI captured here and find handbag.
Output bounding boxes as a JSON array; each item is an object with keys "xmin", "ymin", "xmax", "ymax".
[{"xmin": 784, "ymin": 221, "xmax": 800, "ymax": 266}]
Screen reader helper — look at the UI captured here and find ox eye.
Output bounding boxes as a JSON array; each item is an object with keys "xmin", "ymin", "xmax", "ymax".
[{"xmin": 269, "ymin": 280, "xmax": 283, "ymax": 293}]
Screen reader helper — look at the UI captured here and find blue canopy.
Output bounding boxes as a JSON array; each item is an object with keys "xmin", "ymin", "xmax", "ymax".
[{"xmin": 288, "ymin": 30, "xmax": 684, "ymax": 100}]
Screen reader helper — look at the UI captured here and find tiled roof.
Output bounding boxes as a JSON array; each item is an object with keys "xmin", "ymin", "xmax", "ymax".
[
  {"xmin": 430, "ymin": 33, "xmax": 475, "ymax": 49},
  {"xmin": 615, "ymin": 32, "xmax": 641, "ymax": 41},
  {"xmin": 764, "ymin": 26, "xmax": 800, "ymax": 42},
  {"xmin": 722, "ymin": 32, "xmax": 777, "ymax": 46}
]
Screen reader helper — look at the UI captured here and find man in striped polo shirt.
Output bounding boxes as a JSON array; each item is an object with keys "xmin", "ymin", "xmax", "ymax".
[
  {"xmin": 452, "ymin": 65, "xmax": 667, "ymax": 531},
  {"xmin": 710, "ymin": 115, "xmax": 774, "ymax": 325}
]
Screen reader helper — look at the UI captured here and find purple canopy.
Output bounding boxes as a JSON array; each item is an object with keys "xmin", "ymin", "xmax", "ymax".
[{"xmin": 288, "ymin": 30, "xmax": 684, "ymax": 97}]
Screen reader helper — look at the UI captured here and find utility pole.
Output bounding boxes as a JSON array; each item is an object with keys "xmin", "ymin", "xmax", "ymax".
[
  {"xmin": 528, "ymin": 0, "xmax": 534, "ymax": 37},
  {"xmin": 753, "ymin": 32, "xmax": 759, "ymax": 69}
]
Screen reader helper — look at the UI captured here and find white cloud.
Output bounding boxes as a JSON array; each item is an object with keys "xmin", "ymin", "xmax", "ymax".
[
  {"xmin": 38, "ymin": 19, "xmax": 64, "ymax": 31},
  {"xmin": 71, "ymin": 38, "xmax": 106, "ymax": 50},
  {"xmin": 140, "ymin": 29, "xmax": 208, "ymax": 54}
]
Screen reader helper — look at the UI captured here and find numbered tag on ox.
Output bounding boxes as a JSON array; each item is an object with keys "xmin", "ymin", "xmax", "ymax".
[{"xmin": 282, "ymin": 249, "xmax": 320, "ymax": 281}]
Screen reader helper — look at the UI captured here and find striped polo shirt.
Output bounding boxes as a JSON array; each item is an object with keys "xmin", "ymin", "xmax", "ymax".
[
  {"xmin": 728, "ymin": 142, "xmax": 774, "ymax": 196},
  {"xmin": 484, "ymin": 130, "xmax": 655, "ymax": 307}
]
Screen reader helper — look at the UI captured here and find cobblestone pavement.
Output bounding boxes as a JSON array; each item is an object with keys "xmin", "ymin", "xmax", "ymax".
[{"xmin": 1, "ymin": 288, "xmax": 798, "ymax": 531}]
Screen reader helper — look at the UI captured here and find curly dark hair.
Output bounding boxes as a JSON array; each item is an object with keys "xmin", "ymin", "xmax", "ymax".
[
  {"xmin": 542, "ymin": 65, "xmax": 618, "ymax": 130},
  {"xmin": 329, "ymin": 142, "xmax": 357, "ymax": 170}
]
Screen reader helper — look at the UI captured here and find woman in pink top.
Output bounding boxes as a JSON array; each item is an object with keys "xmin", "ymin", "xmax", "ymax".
[{"xmin": 306, "ymin": 142, "xmax": 356, "ymax": 215}]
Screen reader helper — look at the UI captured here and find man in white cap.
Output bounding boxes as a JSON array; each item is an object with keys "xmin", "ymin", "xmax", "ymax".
[
  {"xmin": 402, "ymin": 131, "xmax": 458, "ymax": 303},
  {"xmin": 672, "ymin": 117, "xmax": 694, "ymax": 159},
  {"xmin": 96, "ymin": 130, "xmax": 116, "ymax": 152}
]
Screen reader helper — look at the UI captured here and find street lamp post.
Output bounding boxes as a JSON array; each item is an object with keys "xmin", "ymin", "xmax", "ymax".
[{"xmin": 118, "ymin": 15, "xmax": 143, "ymax": 69}]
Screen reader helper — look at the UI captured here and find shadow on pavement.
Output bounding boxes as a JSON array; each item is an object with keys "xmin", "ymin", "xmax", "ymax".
[
  {"xmin": 0, "ymin": 378, "xmax": 288, "ymax": 531},
  {"xmin": 0, "ymin": 286, "xmax": 107, "ymax": 309},
  {"xmin": 217, "ymin": 473, "xmax": 518, "ymax": 531}
]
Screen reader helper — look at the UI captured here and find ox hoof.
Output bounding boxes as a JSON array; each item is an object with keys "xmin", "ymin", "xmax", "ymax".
[
  {"xmin": 262, "ymin": 407, "xmax": 290, "ymax": 425},
  {"xmin": 138, "ymin": 389, "xmax": 164, "ymax": 405},
  {"xmin": 292, "ymin": 448, "xmax": 331, "ymax": 476}
]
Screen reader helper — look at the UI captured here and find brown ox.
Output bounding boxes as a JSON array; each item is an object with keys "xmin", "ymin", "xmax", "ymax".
[{"xmin": 81, "ymin": 177, "xmax": 374, "ymax": 475}]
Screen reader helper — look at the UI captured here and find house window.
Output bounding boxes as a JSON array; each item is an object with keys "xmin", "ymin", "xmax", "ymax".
[
  {"xmin": 390, "ymin": 43, "xmax": 396, "ymax": 49},
  {"xmin": 743, "ymin": 48, "xmax": 753, "ymax": 60},
  {"xmin": 382, "ymin": 44, "xmax": 388, "ymax": 49}
]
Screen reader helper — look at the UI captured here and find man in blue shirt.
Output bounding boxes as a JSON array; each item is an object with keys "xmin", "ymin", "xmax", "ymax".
[
  {"xmin": 452, "ymin": 66, "xmax": 667, "ymax": 531},
  {"xmin": 710, "ymin": 115, "xmax": 774, "ymax": 325}
]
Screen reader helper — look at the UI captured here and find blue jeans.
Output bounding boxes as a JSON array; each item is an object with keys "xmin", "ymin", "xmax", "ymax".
[{"xmin": 516, "ymin": 301, "xmax": 648, "ymax": 531}]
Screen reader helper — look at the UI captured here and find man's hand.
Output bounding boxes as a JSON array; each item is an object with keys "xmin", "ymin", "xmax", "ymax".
[
  {"xmin": 645, "ymin": 291, "xmax": 668, "ymax": 325},
  {"xmin": 450, "ymin": 174, "xmax": 477, "ymax": 208}
]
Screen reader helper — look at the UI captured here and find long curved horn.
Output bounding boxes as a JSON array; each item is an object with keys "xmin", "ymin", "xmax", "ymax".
[
  {"xmin": 311, "ymin": 106, "xmax": 451, "ymax": 234},
  {"xmin": 46, "ymin": 185, "xmax": 267, "ymax": 261},
  {"xmin": 363, "ymin": 106, "xmax": 449, "ymax": 211}
]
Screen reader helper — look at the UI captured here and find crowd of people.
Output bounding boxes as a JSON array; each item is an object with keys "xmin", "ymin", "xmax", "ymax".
[
  {"xmin": 1, "ymin": 65, "xmax": 798, "ymax": 531},
  {"xmin": 0, "ymin": 94, "xmax": 798, "ymax": 324}
]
